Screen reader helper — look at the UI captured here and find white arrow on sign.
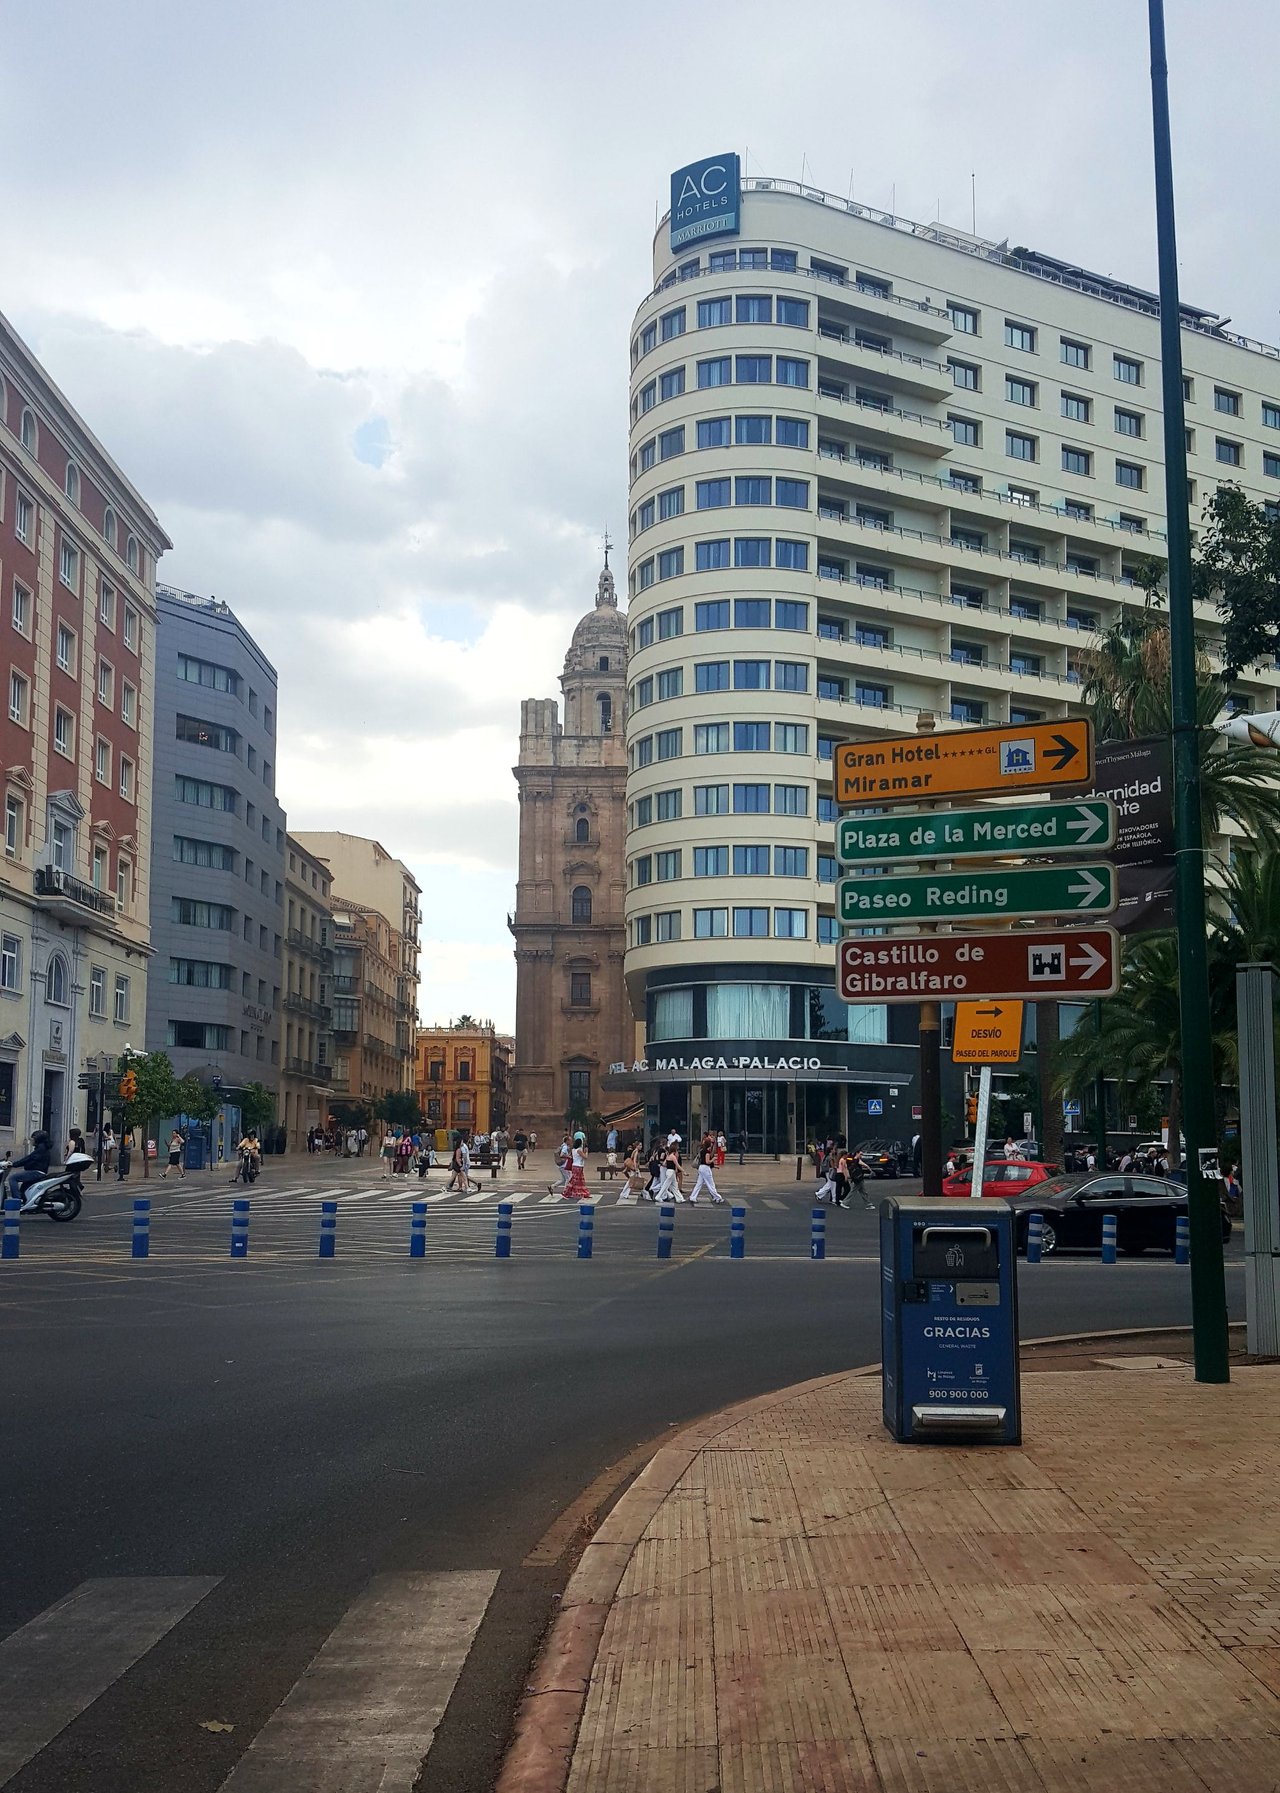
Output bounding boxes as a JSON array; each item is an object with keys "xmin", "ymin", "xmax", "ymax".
[
  {"xmin": 1065, "ymin": 805, "xmax": 1107, "ymax": 845},
  {"xmin": 1066, "ymin": 867, "xmax": 1108, "ymax": 906},
  {"xmin": 1069, "ymin": 941, "xmax": 1108, "ymax": 980}
]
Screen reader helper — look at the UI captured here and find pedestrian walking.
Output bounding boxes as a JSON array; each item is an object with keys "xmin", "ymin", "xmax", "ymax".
[
  {"xmin": 380, "ymin": 1131, "xmax": 397, "ymax": 1176},
  {"xmin": 715, "ymin": 1130, "xmax": 727, "ymax": 1168},
  {"xmin": 849, "ymin": 1145, "xmax": 874, "ymax": 1210},
  {"xmin": 655, "ymin": 1135, "xmax": 684, "ymax": 1203},
  {"xmin": 161, "ymin": 1127, "xmax": 187, "ymax": 1179},
  {"xmin": 513, "ymin": 1128, "xmax": 528, "ymax": 1171},
  {"xmin": 815, "ymin": 1143, "xmax": 839, "ymax": 1204},
  {"xmin": 99, "ymin": 1122, "xmax": 116, "ymax": 1173},
  {"xmin": 605, "ymin": 1125, "xmax": 619, "ymax": 1170},
  {"xmin": 396, "ymin": 1132, "xmax": 414, "ymax": 1176},
  {"xmin": 688, "ymin": 1136, "xmax": 724, "ymax": 1204},
  {"xmin": 547, "ymin": 1132, "xmax": 571, "ymax": 1196},
  {"xmin": 528, "ymin": 1130, "xmax": 539, "ymax": 1154},
  {"xmin": 562, "ymin": 1130, "xmax": 590, "ymax": 1201}
]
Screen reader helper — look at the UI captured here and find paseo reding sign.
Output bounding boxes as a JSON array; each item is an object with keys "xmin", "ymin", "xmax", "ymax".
[{"xmin": 670, "ymin": 153, "xmax": 741, "ymax": 252}]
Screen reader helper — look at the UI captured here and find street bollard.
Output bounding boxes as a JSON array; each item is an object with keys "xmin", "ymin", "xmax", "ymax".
[
  {"xmin": 410, "ymin": 1201, "xmax": 427, "ymax": 1259},
  {"xmin": 2, "ymin": 1196, "xmax": 19, "ymax": 1260},
  {"xmin": 131, "ymin": 1198, "xmax": 151, "ymax": 1260},
  {"xmin": 318, "ymin": 1199, "xmax": 337, "ymax": 1259},
  {"xmin": 495, "ymin": 1200, "xmax": 513, "ymax": 1259},
  {"xmin": 657, "ymin": 1201, "xmax": 674, "ymax": 1260},
  {"xmin": 1101, "ymin": 1213, "xmax": 1117, "ymax": 1265},
  {"xmin": 795, "ymin": 1155, "xmax": 803, "ymax": 1182},
  {"xmin": 1026, "ymin": 1212, "xmax": 1044, "ymax": 1265},
  {"xmin": 730, "ymin": 1204, "xmax": 746, "ymax": 1259},
  {"xmin": 230, "ymin": 1197, "xmax": 250, "ymax": 1260},
  {"xmin": 810, "ymin": 1205, "xmax": 826, "ymax": 1261},
  {"xmin": 1175, "ymin": 1214, "xmax": 1190, "ymax": 1265},
  {"xmin": 577, "ymin": 1201, "xmax": 594, "ymax": 1259}
]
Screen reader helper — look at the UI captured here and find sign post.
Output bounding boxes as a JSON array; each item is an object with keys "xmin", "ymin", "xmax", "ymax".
[
  {"xmin": 838, "ymin": 798, "xmax": 1116, "ymax": 867},
  {"xmin": 837, "ymin": 863, "xmax": 1116, "ymax": 926},
  {"xmin": 970, "ymin": 1067, "xmax": 994, "ymax": 1199},
  {"xmin": 834, "ymin": 718, "xmax": 1093, "ymax": 807},
  {"xmin": 952, "ymin": 1002, "xmax": 1024, "ymax": 1066},
  {"xmin": 839, "ymin": 928, "xmax": 1120, "ymax": 1004}
]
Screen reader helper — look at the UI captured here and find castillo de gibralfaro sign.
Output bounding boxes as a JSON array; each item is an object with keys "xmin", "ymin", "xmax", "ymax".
[{"xmin": 670, "ymin": 153, "xmax": 741, "ymax": 251}]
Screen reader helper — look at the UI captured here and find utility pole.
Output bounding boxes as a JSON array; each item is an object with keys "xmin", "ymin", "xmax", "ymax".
[
  {"xmin": 915, "ymin": 712, "xmax": 943, "ymax": 1195},
  {"xmin": 1148, "ymin": 0, "xmax": 1230, "ymax": 1382}
]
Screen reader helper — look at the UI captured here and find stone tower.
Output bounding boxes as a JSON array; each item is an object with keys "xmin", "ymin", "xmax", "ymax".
[{"xmin": 509, "ymin": 564, "xmax": 638, "ymax": 1138}]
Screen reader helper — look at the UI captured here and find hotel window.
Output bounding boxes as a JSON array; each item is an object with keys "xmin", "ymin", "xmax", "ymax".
[
  {"xmin": 660, "ymin": 307, "xmax": 686, "ymax": 340},
  {"xmin": 4, "ymin": 793, "xmax": 23, "ymax": 856},
  {"xmin": 697, "ymin": 661, "xmax": 731, "ymax": 694},
  {"xmin": 735, "ymin": 477, "xmax": 771, "ymax": 506},
  {"xmin": 53, "ymin": 707, "xmax": 74, "ymax": 758},
  {"xmin": 97, "ymin": 660, "xmax": 114, "ymax": 705},
  {"xmin": 698, "ymin": 478, "xmax": 730, "ymax": 509},
  {"xmin": 695, "ymin": 598, "xmax": 730, "ymax": 630},
  {"xmin": 775, "ymin": 357, "xmax": 809, "ymax": 388},
  {"xmin": 1115, "ymin": 407, "xmax": 1143, "ymax": 437},
  {"xmin": 775, "ymin": 478, "xmax": 808, "ymax": 509},
  {"xmin": 819, "ymin": 675, "xmax": 847, "ymax": 701},
  {"xmin": 640, "ymin": 323, "xmax": 657, "ymax": 353},
  {"xmin": 734, "ymin": 846, "xmax": 770, "ymax": 876},
  {"xmin": 56, "ymin": 623, "xmax": 75, "ymax": 673},
  {"xmin": 734, "ymin": 598, "xmax": 770, "ymax": 628},
  {"xmin": 92, "ymin": 844, "xmax": 108, "ymax": 888},
  {"xmin": 775, "ymin": 600, "xmax": 808, "ymax": 631},
  {"xmin": 1215, "ymin": 439, "xmax": 1242, "ymax": 467},
  {"xmin": 1006, "ymin": 431, "xmax": 1037, "ymax": 462},
  {"xmin": 951, "ymin": 698, "xmax": 985, "ymax": 724},
  {"xmin": 1006, "ymin": 376, "xmax": 1037, "ymax": 406},
  {"xmin": 695, "ymin": 784, "xmax": 730, "ymax": 816},
  {"xmin": 736, "ymin": 295, "xmax": 772, "ymax": 324},
  {"xmin": 1061, "ymin": 393, "xmax": 1090, "ymax": 423},
  {"xmin": 89, "ymin": 966, "xmax": 106, "ymax": 1017},
  {"xmin": 15, "ymin": 490, "xmax": 35, "ymax": 545},
  {"xmin": 947, "ymin": 303, "xmax": 978, "ymax": 334},
  {"xmin": 817, "ymin": 854, "xmax": 839, "ymax": 884},
  {"xmin": 95, "ymin": 737, "xmax": 111, "ymax": 784},
  {"xmin": 636, "ymin": 618, "xmax": 654, "ymax": 650},
  {"xmin": 1061, "ymin": 338, "xmax": 1090, "ymax": 369},
  {"xmin": 817, "ymin": 795, "xmax": 837, "ymax": 821},
  {"xmin": 774, "ymin": 661, "xmax": 807, "ymax": 692},
  {"xmin": 694, "ymin": 908, "xmax": 728, "ymax": 939},
  {"xmin": 733, "ymin": 659, "xmax": 770, "ymax": 690},
  {"xmin": 735, "ymin": 413, "xmax": 771, "ymax": 444},
  {"xmin": 709, "ymin": 250, "xmax": 736, "ymax": 271},
  {"xmin": 733, "ymin": 537, "xmax": 770, "ymax": 568},
  {"xmin": 776, "ymin": 417, "xmax": 809, "ymax": 448},
  {"xmin": 114, "ymin": 975, "xmax": 130, "ymax": 1023},
  {"xmin": 655, "ymin": 911, "xmax": 681, "ymax": 943},
  {"xmin": 656, "ymin": 788, "xmax": 682, "ymax": 821},
  {"xmin": 0, "ymin": 933, "xmax": 20, "ymax": 991},
  {"xmin": 123, "ymin": 607, "xmax": 139, "ymax": 651},
  {"xmin": 949, "ymin": 359, "xmax": 979, "ymax": 390},
  {"xmin": 658, "ymin": 486, "xmax": 684, "ymax": 521},
  {"xmin": 633, "ymin": 795, "xmax": 652, "ymax": 827},
  {"xmin": 1116, "ymin": 459, "xmax": 1145, "ymax": 488},
  {"xmin": 119, "ymin": 756, "xmax": 135, "ymax": 802},
  {"xmin": 735, "ymin": 355, "xmax": 771, "ymax": 384},
  {"xmin": 698, "ymin": 356, "xmax": 731, "ymax": 389},
  {"xmin": 632, "ymin": 915, "xmax": 652, "ymax": 946},
  {"xmin": 695, "ymin": 846, "xmax": 728, "ymax": 877},
  {"xmin": 633, "ymin": 736, "xmax": 653, "ymax": 768},
  {"xmin": 9, "ymin": 672, "xmax": 29, "ymax": 726},
  {"xmin": 1214, "ymin": 387, "xmax": 1241, "ymax": 416},
  {"xmin": 1062, "ymin": 447, "xmax": 1092, "ymax": 476},
  {"xmin": 638, "ymin": 381, "xmax": 656, "ymax": 415},
  {"xmin": 1064, "ymin": 499, "xmax": 1093, "ymax": 522},
  {"xmin": 855, "ymin": 681, "xmax": 891, "ymax": 708},
  {"xmin": 636, "ymin": 559, "xmax": 655, "ymax": 591},
  {"xmin": 1010, "ymin": 651, "xmax": 1043, "ymax": 677},
  {"xmin": 656, "ymin": 850, "xmax": 682, "ymax": 882},
  {"xmin": 1263, "ymin": 453, "xmax": 1280, "ymax": 479},
  {"xmin": 658, "ymin": 548, "xmax": 684, "ymax": 580},
  {"xmin": 11, "ymin": 582, "xmax": 31, "ymax": 636},
  {"xmin": 855, "ymin": 623, "xmax": 890, "ymax": 647},
  {"xmin": 656, "ymin": 728, "xmax": 682, "ymax": 760},
  {"xmin": 1005, "ymin": 321, "xmax": 1036, "ymax": 353},
  {"xmin": 1114, "ymin": 354, "xmax": 1142, "ymax": 385},
  {"xmin": 635, "ymin": 677, "xmax": 654, "ymax": 710},
  {"xmin": 817, "ymin": 916, "xmax": 839, "ymax": 945},
  {"xmin": 659, "ymin": 368, "xmax": 684, "ymax": 401},
  {"xmin": 774, "ymin": 846, "xmax": 808, "ymax": 878},
  {"xmin": 775, "ymin": 540, "xmax": 809, "ymax": 570},
  {"xmin": 637, "ymin": 498, "xmax": 655, "ymax": 531},
  {"xmin": 774, "ymin": 908, "xmax": 808, "ymax": 939},
  {"xmin": 949, "ymin": 416, "xmax": 979, "ymax": 447},
  {"xmin": 771, "ymin": 249, "xmax": 798, "ymax": 271},
  {"xmin": 1118, "ymin": 514, "xmax": 1146, "ymax": 533},
  {"xmin": 695, "ymin": 541, "xmax": 731, "ymax": 573},
  {"xmin": 658, "ymin": 426, "xmax": 684, "ymax": 460},
  {"xmin": 100, "ymin": 582, "xmax": 116, "ymax": 628},
  {"xmin": 777, "ymin": 723, "xmax": 810, "ymax": 756},
  {"xmin": 697, "ymin": 416, "xmax": 731, "ymax": 449},
  {"xmin": 697, "ymin": 298, "xmax": 731, "ymax": 328},
  {"xmin": 775, "ymin": 784, "xmax": 809, "ymax": 815},
  {"xmin": 733, "ymin": 721, "xmax": 770, "ymax": 751},
  {"xmin": 657, "ymin": 667, "xmax": 682, "ymax": 700},
  {"xmin": 1263, "ymin": 403, "xmax": 1280, "ymax": 431},
  {"xmin": 732, "ymin": 907, "xmax": 769, "ymax": 938},
  {"xmin": 638, "ymin": 439, "xmax": 655, "ymax": 471},
  {"xmin": 694, "ymin": 722, "xmax": 730, "ymax": 754},
  {"xmin": 58, "ymin": 539, "xmax": 79, "ymax": 589},
  {"xmin": 733, "ymin": 783, "xmax": 770, "ymax": 815},
  {"xmin": 777, "ymin": 297, "xmax": 809, "ymax": 327}
]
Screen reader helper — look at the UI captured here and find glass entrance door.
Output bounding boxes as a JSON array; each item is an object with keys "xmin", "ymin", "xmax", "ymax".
[{"xmin": 704, "ymin": 1085, "xmax": 791, "ymax": 1154}]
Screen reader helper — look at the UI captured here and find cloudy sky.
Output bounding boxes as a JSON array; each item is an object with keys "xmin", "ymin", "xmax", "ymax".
[{"xmin": 5, "ymin": 0, "xmax": 1276, "ymax": 1028}]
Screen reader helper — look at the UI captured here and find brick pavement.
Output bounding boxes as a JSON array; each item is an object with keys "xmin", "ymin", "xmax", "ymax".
[{"xmin": 499, "ymin": 1342, "xmax": 1280, "ymax": 1793}]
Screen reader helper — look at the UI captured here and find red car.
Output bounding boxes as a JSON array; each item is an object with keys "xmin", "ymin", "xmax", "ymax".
[{"xmin": 941, "ymin": 1158, "xmax": 1059, "ymax": 1200}]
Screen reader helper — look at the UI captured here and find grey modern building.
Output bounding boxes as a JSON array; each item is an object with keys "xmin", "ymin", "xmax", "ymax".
[{"xmin": 145, "ymin": 588, "xmax": 286, "ymax": 1095}]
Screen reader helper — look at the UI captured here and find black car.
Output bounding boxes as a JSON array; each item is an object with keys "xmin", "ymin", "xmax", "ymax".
[
  {"xmin": 1005, "ymin": 1173, "xmax": 1232, "ymax": 1257},
  {"xmin": 856, "ymin": 1140, "xmax": 906, "ymax": 1178}
]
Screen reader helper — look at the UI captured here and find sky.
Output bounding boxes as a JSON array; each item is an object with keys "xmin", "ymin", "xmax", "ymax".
[{"xmin": 4, "ymin": 0, "xmax": 1277, "ymax": 1030}]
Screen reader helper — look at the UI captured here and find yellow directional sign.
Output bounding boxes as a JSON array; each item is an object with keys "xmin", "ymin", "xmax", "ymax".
[
  {"xmin": 834, "ymin": 719, "xmax": 1093, "ymax": 807},
  {"xmin": 951, "ymin": 1000, "xmax": 1025, "ymax": 1065}
]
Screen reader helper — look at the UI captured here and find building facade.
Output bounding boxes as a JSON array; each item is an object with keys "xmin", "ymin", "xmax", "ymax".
[
  {"xmin": 292, "ymin": 832, "xmax": 420, "ymax": 1094},
  {"xmin": 0, "ymin": 312, "xmax": 170, "ymax": 1152},
  {"xmin": 623, "ymin": 167, "xmax": 1280, "ymax": 1152},
  {"xmin": 510, "ymin": 565, "xmax": 640, "ymax": 1138},
  {"xmin": 280, "ymin": 833, "xmax": 333, "ymax": 1145},
  {"xmin": 415, "ymin": 1020, "xmax": 513, "ymax": 1136},
  {"xmin": 144, "ymin": 587, "xmax": 286, "ymax": 1096},
  {"xmin": 327, "ymin": 904, "xmax": 403, "ymax": 1109}
]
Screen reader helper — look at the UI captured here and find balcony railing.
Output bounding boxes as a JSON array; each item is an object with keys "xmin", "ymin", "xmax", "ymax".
[
  {"xmin": 285, "ymin": 1056, "xmax": 332, "ymax": 1082},
  {"xmin": 287, "ymin": 927, "xmax": 333, "ymax": 967},
  {"xmin": 34, "ymin": 865, "xmax": 118, "ymax": 918},
  {"xmin": 283, "ymin": 991, "xmax": 331, "ymax": 1022}
]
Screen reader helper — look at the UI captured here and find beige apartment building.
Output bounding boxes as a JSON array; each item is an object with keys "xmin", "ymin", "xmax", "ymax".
[
  {"xmin": 279, "ymin": 833, "xmax": 333, "ymax": 1145},
  {"xmin": 623, "ymin": 165, "xmax": 1280, "ymax": 1153}
]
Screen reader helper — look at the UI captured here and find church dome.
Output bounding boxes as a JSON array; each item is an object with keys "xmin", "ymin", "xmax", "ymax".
[{"xmin": 563, "ymin": 563, "xmax": 628, "ymax": 679}]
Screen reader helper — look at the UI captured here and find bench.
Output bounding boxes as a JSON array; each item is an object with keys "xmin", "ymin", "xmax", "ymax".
[{"xmin": 594, "ymin": 1163, "xmax": 626, "ymax": 1178}]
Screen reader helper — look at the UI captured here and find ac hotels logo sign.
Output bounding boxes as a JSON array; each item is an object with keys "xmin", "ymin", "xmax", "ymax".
[{"xmin": 670, "ymin": 153, "xmax": 741, "ymax": 251}]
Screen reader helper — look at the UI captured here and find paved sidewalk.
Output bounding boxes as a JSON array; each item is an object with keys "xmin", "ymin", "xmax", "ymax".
[{"xmin": 500, "ymin": 1338, "xmax": 1280, "ymax": 1792}]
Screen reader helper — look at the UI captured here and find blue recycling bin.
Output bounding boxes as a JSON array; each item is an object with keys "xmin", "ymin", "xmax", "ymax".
[{"xmin": 880, "ymin": 1197, "xmax": 1020, "ymax": 1445}]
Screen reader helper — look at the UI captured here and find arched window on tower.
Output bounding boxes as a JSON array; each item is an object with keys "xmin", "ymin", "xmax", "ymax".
[
  {"xmin": 575, "ymin": 817, "xmax": 589, "ymax": 843},
  {"xmin": 598, "ymin": 692, "xmax": 612, "ymax": 733},
  {"xmin": 597, "ymin": 655, "xmax": 610, "ymax": 671},
  {"xmin": 571, "ymin": 886, "xmax": 592, "ymax": 924}
]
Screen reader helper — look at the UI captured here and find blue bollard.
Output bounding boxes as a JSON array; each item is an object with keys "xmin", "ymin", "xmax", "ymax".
[
  {"xmin": 2, "ymin": 1196, "xmax": 19, "ymax": 1260},
  {"xmin": 1175, "ymin": 1214, "xmax": 1190, "ymax": 1265},
  {"xmin": 577, "ymin": 1201, "xmax": 594, "ymax": 1259},
  {"xmin": 1026, "ymin": 1212, "xmax": 1044, "ymax": 1265},
  {"xmin": 1101, "ymin": 1212, "xmax": 1117, "ymax": 1264},
  {"xmin": 495, "ymin": 1200, "xmax": 513, "ymax": 1259},
  {"xmin": 131, "ymin": 1198, "xmax": 151, "ymax": 1260},
  {"xmin": 730, "ymin": 1205, "xmax": 746, "ymax": 1259},
  {"xmin": 410, "ymin": 1200, "xmax": 427, "ymax": 1259},
  {"xmin": 810, "ymin": 1205, "xmax": 826, "ymax": 1261},
  {"xmin": 657, "ymin": 1201, "xmax": 674, "ymax": 1260},
  {"xmin": 230, "ymin": 1197, "xmax": 250, "ymax": 1260},
  {"xmin": 318, "ymin": 1199, "xmax": 337, "ymax": 1259}
]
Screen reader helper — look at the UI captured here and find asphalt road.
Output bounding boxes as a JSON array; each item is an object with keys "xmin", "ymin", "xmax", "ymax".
[{"xmin": 0, "ymin": 1164, "xmax": 1246, "ymax": 1792}]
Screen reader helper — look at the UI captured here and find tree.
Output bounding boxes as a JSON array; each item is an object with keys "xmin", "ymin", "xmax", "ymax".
[
  {"xmin": 1193, "ymin": 484, "xmax": 1280, "ymax": 679},
  {"xmin": 121, "ymin": 1052, "xmax": 178, "ymax": 1179},
  {"xmin": 175, "ymin": 1076, "xmax": 222, "ymax": 1168},
  {"xmin": 238, "ymin": 1082, "xmax": 276, "ymax": 1135},
  {"xmin": 329, "ymin": 1099, "xmax": 371, "ymax": 1130},
  {"xmin": 375, "ymin": 1090, "xmax": 423, "ymax": 1131}
]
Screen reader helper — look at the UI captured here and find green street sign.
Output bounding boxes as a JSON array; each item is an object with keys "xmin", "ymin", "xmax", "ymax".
[
  {"xmin": 837, "ymin": 861, "xmax": 1117, "ymax": 925},
  {"xmin": 837, "ymin": 797, "xmax": 1116, "ymax": 868}
]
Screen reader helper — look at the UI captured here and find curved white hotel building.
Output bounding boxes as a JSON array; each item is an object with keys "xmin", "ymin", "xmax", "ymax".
[{"xmin": 621, "ymin": 157, "xmax": 1280, "ymax": 1153}]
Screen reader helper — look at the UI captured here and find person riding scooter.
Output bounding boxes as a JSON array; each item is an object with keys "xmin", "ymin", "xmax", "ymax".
[{"xmin": 9, "ymin": 1131, "xmax": 53, "ymax": 1211}]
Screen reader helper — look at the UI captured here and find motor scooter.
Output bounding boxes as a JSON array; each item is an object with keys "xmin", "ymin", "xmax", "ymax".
[{"xmin": 0, "ymin": 1151, "xmax": 94, "ymax": 1221}]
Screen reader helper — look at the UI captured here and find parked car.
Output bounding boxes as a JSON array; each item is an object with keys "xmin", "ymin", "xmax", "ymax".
[
  {"xmin": 1005, "ymin": 1173, "xmax": 1233, "ymax": 1256},
  {"xmin": 856, "ymin": 1140, "xmax": 907, "ymax": 1178},
  {"xmin": 941, "ymin": 1158, "xmax": 1059, "ymax": 1200}
]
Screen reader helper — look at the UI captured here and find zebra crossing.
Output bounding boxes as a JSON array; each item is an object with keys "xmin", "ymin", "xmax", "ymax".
[{"xmin": 0, "ymin": 1570, "xmax": 497, "ymax": 1790}]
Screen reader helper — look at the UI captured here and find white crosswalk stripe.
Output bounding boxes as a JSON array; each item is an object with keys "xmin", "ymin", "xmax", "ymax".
[
  {"xmin": 0, "ymin": 1576, "xmax": 220, "ymax": 1785},
  {"xmin": 216, "ymin": 1570, "xmax": 498, "ymax": 1791}
]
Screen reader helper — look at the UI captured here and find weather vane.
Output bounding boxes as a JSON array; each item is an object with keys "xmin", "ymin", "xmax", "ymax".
[{"xmin": 601, "ymin": 527, "xmax": 613, "ymax": 569}]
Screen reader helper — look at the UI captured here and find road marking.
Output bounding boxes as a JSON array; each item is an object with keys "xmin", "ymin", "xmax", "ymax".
[
  {"xmin": 0, "ymin": 1576, "xmax": 220, "ymax": 1785},
  {"xmin": 217, "ymin": 1569, "xmax": 498, "ymax": 1791},
  {"xmin": 764, "ymin": 1199, "xmax": 787, "ymax": 1210}
]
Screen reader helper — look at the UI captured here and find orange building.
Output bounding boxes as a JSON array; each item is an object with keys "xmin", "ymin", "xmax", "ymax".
[{"xmin": 415, "ymin": 1021, "xmax": 513, "ymax": 1136}]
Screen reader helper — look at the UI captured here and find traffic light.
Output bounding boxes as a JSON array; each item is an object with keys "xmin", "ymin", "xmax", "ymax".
[
  {"xmin": 119, "ymin": 1070, "xmax": 138, "ymax": 1103},
  {"xmin": 966, "ymin": 1094, "xmax": 979, "ymax": 1128}
]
